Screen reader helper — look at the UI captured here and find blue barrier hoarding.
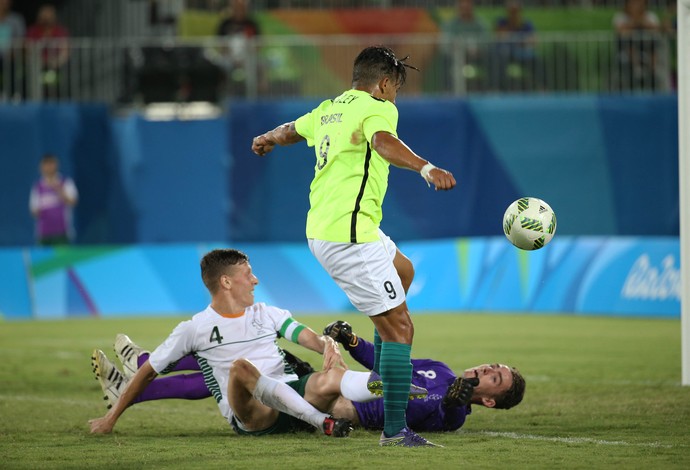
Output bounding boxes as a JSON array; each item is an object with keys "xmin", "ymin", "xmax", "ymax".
[{"xmin": 0, "ymin": 237, "xmax": 679, "ymax": 320}]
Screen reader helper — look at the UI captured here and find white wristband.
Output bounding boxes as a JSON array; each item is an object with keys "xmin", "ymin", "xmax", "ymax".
[{"xmin": 420, "ymin": 162, "xmax": 436, "ymax": 186}]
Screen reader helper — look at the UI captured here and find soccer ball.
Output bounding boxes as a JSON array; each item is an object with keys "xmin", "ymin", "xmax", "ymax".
[{"xmin": 502, "ymin": 197, "xmax": 557, "ymax": 251}]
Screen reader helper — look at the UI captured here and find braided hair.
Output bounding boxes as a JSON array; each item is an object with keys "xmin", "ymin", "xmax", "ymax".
[{"xmin": 351, "ymin": 45, "xmax": 419, "ymax": 88}]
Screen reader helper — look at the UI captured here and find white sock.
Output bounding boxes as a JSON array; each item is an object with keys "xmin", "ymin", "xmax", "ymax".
[
  {"xmin": 252, "ymin": 375, "xmax": 328, "ymax": 430},
  {"xmin": 340, "ymin": 370, "xmax": 378, "ymax": 402}
]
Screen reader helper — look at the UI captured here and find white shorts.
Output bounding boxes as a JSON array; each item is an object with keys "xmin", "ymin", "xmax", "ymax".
[{"xmin": 308, "ymin": 230, "xmax": 406, "ymax": 316}]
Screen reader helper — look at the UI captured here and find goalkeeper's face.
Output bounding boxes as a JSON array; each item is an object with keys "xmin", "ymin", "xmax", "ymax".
[{"xmin": 462, "ymin": 363, "xmax": 513, "ymax": 406}]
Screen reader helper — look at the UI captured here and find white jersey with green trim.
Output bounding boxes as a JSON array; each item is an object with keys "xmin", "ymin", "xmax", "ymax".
[{"xmin": 148, "ymin": 303, "xmax": 303, "ymax": 422}]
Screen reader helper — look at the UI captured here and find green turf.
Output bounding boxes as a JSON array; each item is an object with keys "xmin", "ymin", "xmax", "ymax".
[{"xmin": 1, "ymin": 313, "xmax": 688, "ymax": 469}]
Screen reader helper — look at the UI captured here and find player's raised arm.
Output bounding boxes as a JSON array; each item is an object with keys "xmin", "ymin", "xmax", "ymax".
[
  {"xmin": 370, "ymin": 131, "xmax": 456, "ymax": 191},
  {"xmin": 88, "ymin": 360, "xmax": 158, "ymax": 434},
  {"xmin": 252, "ymin": 121, "xmax": 305, "ymax": 156}
]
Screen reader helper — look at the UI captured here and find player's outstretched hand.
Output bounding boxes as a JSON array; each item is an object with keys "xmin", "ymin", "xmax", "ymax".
[
  {"xmin": 322, "ymin": 336, "xmax": 348, "ymax": 371},
  {"xmin": 251, "ymin": 134, "xmax": 276, "ymax": 156},
  {"xmin": 89, "ymin": 416, "xmax": 115, "ymax": 434},
  {"xmin": 428, "ymin": 167, "xmax": 456, "ymax": 191},
  {"xmin": 442, "ymin": 376, "xmax": 480, "ymax": 408}
]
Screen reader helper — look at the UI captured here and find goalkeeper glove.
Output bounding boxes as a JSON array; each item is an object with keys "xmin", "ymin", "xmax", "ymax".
[{"xmin": 443, "ymin": 376, "xmax": 480, "ymax": 408}]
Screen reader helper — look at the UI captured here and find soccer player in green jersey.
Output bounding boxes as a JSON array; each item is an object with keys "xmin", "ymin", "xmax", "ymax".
[{"xmin": 252, "ymin": 45, "xmax": 456, "ymax": 447}]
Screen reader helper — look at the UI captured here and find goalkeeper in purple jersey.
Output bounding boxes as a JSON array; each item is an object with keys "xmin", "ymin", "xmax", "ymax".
[{"xmin": 325, "ymin": 321, "xmax": 526, "ymax": 432}]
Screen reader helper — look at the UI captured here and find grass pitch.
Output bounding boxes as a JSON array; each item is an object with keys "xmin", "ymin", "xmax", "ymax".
[{"xmin": 1, "ymin": 313, "xmax": 688, "ymax": 469}]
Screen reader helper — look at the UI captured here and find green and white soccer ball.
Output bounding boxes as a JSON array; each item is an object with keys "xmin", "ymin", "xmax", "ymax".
[{"xmin": 503, "ymin": 197, "xmax": 557, "ymax": 250}]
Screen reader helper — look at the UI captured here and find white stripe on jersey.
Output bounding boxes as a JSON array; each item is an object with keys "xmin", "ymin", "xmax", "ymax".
[{"xmin": 148, "ymin": 303, "xmax": 300, "ymax": 424}]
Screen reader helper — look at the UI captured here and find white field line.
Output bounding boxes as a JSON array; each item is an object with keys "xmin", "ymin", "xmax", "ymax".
[{"xmin": 464, "ymin": 430, "xmax": 675, "ymax": 448}]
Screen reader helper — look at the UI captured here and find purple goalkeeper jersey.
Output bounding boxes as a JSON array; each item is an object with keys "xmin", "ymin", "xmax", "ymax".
[
  {"xmin": 30, "ymin": 176, "xmax": 76, "ymax": 239},
  {"xmin": 350, "ymin": 339, "xmax": 471, "ymax": 432}
]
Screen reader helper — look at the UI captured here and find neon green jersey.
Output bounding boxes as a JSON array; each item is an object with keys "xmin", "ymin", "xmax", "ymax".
[{"xmin": 295, "ymin": 89, "xmax": 399, "ymax": 243}]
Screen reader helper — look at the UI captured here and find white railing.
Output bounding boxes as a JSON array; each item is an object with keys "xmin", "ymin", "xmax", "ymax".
[
  {"xmin": 182, "ymin": 0, "xmax": 675, "ymax": 10},
  {"xmin": 0, "ymin": 32, "xmax": 675, "ymax": 105}
]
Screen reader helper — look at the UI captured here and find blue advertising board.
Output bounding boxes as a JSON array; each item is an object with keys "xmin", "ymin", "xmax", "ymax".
[{"xmin": 0, "ymin": 237, "xmax": 679, "ymax": 320}]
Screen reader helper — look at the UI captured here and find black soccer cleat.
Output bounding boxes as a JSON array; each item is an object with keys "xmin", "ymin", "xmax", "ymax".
[
  {"xmin": 323, "ymin": 320, "xmax": 358, "ymax": 350},
  {"xmin": 322, "ymin": 416, "xmax": 354, "ymax": 438}
]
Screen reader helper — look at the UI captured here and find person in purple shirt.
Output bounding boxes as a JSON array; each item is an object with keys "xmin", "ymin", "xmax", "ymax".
[
  {"xmin": 325, "ymin": 321, "xmax": 525, "ymax": 432},
  {"xmin": 92, "ymin": 321, "xmax": 525, "ymax": 433},
  {"xmin": 29, "ymin": 154, "xmax": 78, "ymax": 245}
]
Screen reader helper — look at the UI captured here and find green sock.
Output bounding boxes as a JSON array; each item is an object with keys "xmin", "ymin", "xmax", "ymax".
[
  {"xmin": 373, "ymin": 329, "xmax": 382, "ymax": 374},
  {"xmin": 380, "ymin": 341, "xmax": 412, "ymax": 437}
]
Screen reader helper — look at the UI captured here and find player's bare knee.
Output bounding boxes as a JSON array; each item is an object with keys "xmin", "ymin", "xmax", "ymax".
[
  {"xmin": 230, "ymin": 358, "xmax": 259, "ymax": 383},
  {"xmin": 323, "ymin": 368, "xmax": 346, "ymax": 395},
  {"xmin": 307, "ymin": 369, "xmax": 343, "ymax": 399}
]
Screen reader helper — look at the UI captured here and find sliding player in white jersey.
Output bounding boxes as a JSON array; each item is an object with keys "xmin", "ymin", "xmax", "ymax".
[{"xmin": 88, "ymin": 249, "xmax": 383, "ymax": 437}]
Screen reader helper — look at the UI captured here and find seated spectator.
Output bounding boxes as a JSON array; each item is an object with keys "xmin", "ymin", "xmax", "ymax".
[
  {"xmin": 441, "ymin": 0, "xmax": 489, "ymax": 92},
  {"xmin": 490, "ymin": 0, "xmax": 541, "ymax": 91},
  {"xmin": 0, "ymin": 0, "xmax": 25, "ymax": 99},
  {"xmin": 613, "ymin": 0, "xmax": 663, "ymax": 91},
  {"xmin": 25, "ymin": 3, "xmax": 69, "ymax": 100}
]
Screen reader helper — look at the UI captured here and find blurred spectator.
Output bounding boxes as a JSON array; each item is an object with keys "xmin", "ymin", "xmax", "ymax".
[
  {"xmin": 612, "ymin": 0, "xmax": 662, "ymax": 91},
  {"xmin": 0, "ymin": 0, "xmax": 24, "ymax": 55},
  {"xmin": 442, "ymin": 0, "xmax": 489, "ymax": 92},
  {"xmin": 490, "ymin": 0, "xmax": 541, "ymax": 91},
  {"xmin": 29, "ymin": 154, "xmax": 78, "ymax": 246},
  {"xmin": 25, "ymin": 4, "xmax": 69, "ymax": 99},
  {"xmin": 662, "ymin": 0, "xmax": 677, "ymax": 35},
  {"xmin": 216, "ymin": 0, "xmax": 263, "ymax": 95},
  {"xmin": 661, "ymin": 0, "xmax": 677, "ymax": 90},
  {"xmin": 148, "ymin": 0, "xmax": 180, "ymax": 37},
  {"xmin": 0, "ymin": 0, "xmax": 25, "ymax": 52},
  {"xmin": 0, "ymin": 0, "xmax": 25, "ymax": 99},
  {"xmin": 444, "ymin": 0, "xmax": 487, "ymax": 38},
  {"xmin": 217, "ymin": 0, "xmax": 259, "ymax": 37}
]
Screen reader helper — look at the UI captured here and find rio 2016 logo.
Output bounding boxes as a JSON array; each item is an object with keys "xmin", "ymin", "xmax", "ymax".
[{"xmin": 621, "ymin": 254, "xmax": 680, "ymax": 301}]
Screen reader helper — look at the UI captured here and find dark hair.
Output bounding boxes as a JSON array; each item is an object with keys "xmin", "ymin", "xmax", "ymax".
[
  {"xmin": 351, "ymin": 45, "xmax": 418, "ymax": 88},
  {"xmin": 200, "ymin": 249, "xmax": 249, "ymax": 294},
  {"xmin": 494, "ymin": 367, "xmax": 526, "ymax": 410},
  {"xmin": 41, "ymin": 154, "xmax": 58, "ymax": 163}
]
